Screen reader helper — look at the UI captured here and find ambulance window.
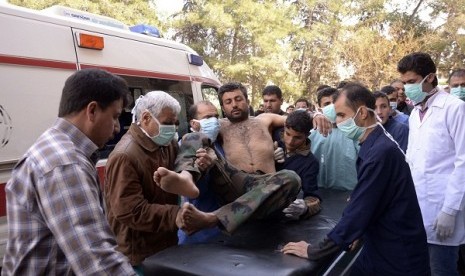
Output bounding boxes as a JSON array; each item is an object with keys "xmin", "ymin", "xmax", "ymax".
[
  {"xmin": 99, "ymin": 76, "xmax": 193, "ymax": 159},
  {"xmin": 201, "ymin": 85, "xmax": 222, "ymax": 117}
]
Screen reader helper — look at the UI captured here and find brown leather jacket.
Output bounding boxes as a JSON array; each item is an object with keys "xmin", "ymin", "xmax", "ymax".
[{"xmin": 105, "ymin": 124, "xmax": 180, "ymax": 265}]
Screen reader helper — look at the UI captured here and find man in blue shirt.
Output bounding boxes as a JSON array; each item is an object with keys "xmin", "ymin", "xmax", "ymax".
[
  {"xmin": 381, "ymin": 85, "xmax": 410, "ymax": 125},
  {"xmin": 374, "ymin": 91, "xmax": 409, "ymax": 152},
  {"xmin": 310, "ymin": 87, "xmax": 359, "ymax": 191},
  {"xmin": 282, "ymin": 83, "xmax": 429, "ymax": 275},
  {"xmin": 178, "ymin": 101, "xmax": 223, "ymax": 244}
]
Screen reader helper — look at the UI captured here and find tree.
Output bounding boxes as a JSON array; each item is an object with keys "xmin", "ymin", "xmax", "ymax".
[
  {"xmin": 288, "ymin": 0, "xmax": 344, "ymax": 101},
  {"xmin": 170, "ymin": 0, "xmax": 304, "ymax": 107}
]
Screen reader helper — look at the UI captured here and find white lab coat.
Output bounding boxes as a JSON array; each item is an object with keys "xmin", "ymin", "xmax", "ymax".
[{"xmin": 407, "ymin": 90, "xmax": 465, "ymax": 245}]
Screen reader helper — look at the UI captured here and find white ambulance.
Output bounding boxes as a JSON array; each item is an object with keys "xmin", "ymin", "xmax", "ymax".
[{"xmin": 0, "ymin": 2, "xmax": 221, "ymax": 263}]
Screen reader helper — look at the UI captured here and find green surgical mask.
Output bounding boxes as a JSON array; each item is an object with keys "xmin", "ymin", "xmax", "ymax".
[
  {"xmin": 145, "ymin": 112, "xmax": 176, "ymax": 146},
  {"xmin": 404, "ymin": 74, "xmax": 437, "ymax": 104},
  {"xmin": 337, "ymin": 107, "xmax": 377, "ymax": 141},
  {"xmin": 322, "ymin": 104, "xmax": 336, "ymax": 123},
  {"xmin": 451, "ymin": 87, "xmax": 465, "ymax": 100}
]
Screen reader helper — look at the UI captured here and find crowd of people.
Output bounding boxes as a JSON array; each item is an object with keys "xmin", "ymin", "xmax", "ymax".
[{"xmin": 2, "ymin": 52, "xmax": 465, "ymax": 276}]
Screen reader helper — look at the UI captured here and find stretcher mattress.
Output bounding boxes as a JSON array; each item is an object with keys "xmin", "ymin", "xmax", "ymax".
[{"xmin": 143, "ymin": 189, "xmax": 352, "ymax": 276}]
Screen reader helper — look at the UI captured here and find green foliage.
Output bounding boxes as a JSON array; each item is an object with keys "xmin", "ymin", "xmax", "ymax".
[
  {"xmin": 170, "ymin": 0, "xmax": 304, "ymax": 107},
  {"xmin": 169, "ymin": 0, "xmax": 465, "ymax": 106}
]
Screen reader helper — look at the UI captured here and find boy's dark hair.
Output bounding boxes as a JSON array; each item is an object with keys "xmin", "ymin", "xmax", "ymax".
[
  {"xmin": 448, "ymin": 69, "xmax": 465, "ymax": 83},
  {"xmin": 373, "ymin": 91, "xmax": 389, "ymax": 103},
  {"xmin": 380, "ymin": 85, "xmax": 396, "ymax": 95},
  {"xmin": 397, "ymin": 52, "xmax": 438, "ymax": 87},
  {"xmin": 262, "ymin": 85, "xmax": 283, "ymax": 99},
  {"xmin": 59, "ymin": 69, "xmax": 129, "ymax": 117},
  {"xmin": 285, "ymin": 110, "xmax": 312, "ymax": 135},
  {"xmin": 316, "ymin": 84, "xmax": 331, "ymax": 92},
  {"xmin": 218, "ymin": 82, "xmax": 248, "ymax": 106},
  {"xmin": 294, "ymin": 98, "xmax": 309, "ymax": 107},
  {"xmin": 334, "ymin": 82, "xmax": 375, "ymax": 111},
  {"xmin": 317, "ymin": 87, "xmax": 338, "ymax": 106}
]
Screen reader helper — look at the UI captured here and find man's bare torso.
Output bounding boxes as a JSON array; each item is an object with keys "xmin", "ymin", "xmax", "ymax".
[{"xmin": 220, "ymin": 117, "xmax": 275, "ymax": 174}]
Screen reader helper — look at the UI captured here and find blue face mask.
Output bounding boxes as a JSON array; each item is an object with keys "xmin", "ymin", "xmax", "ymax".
[
  {"xmin": 194, "ymin": 117, "xmax": 220, "ymax": 142},
  {"xmin": 337, "ymin": 107, "xmax": 377, "ymax": 141},
  {"xmin": 404, "ymin": 75, "xmax": 430, "ymax": 104},
  {"xmin": 451, "ymin": 87, "xmax": 465, "ymax": 100},
  {"xmin": 147, "ymin": 113, "xmax": 176, "ymax": 146},
  {"xmin": 322, "ymin": 104, "xmax": 336, "ymax": 123}
]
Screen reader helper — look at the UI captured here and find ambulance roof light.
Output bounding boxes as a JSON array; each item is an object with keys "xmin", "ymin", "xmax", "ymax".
[
  {"xmin": 129, "ymin": 24, "xmax": 161, "ymax": 38},
  {"xmin": 188, "ymin": 54, "xmax": 204, "ymax": 66}
]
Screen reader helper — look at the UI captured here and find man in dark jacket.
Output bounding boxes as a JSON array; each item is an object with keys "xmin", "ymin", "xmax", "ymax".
[
  {"xmin": 105, "ymin": 91, "xmax": 212, "ymax": 271},
  {"xmin": 276, "ymin": 110, "xmax": 320, "ymax": 219},
  {"xmin": 282, "ymin": 83, "xmax": 429, "ymax": 275}
]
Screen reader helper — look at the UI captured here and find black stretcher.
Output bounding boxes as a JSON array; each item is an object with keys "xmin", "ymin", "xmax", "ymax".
[{"xmin": 143, "ymin": 189, "xmax": 357, "ymax": 276}]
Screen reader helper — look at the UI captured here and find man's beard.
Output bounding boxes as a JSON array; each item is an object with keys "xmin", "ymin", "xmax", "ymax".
[
  {"xmin": 226, "ymin": 108, "xmax": 249, "ymax": 123},
  {"xmin": 397, "ymin": 101, "xmax": 406, "ymax": 110}
]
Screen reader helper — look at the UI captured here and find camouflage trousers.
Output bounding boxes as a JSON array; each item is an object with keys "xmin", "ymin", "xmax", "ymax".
[{"xmin": 175, "ymin": 132, "xmax": 301, "ymax": 233}]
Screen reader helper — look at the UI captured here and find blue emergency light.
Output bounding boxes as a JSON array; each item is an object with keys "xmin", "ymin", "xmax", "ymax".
[
  {"xmin": 129, "ymin": 24, "xmax": 160, "ymax": 38},
  {"xmin": 188, "ymin": 54, "xmax": 204, "ymax": 66}
]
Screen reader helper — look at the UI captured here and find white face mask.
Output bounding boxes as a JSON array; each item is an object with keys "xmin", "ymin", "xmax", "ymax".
[
  {"xmin": 192, "ymin": 117, "xmax": 220, "ymax": 142},
  {"xmin": 389, "ymin": 102, "xmax": 397, "ymax": 110}
]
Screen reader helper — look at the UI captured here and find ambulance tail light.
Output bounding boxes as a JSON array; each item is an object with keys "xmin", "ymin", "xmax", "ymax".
[
  {"xmin": 76, "ymin": 33, "xmax": 104, "ymax": 50},
  {"xmin": 188, "ymin": 54, "xmax": 203, "ymax": 66}
]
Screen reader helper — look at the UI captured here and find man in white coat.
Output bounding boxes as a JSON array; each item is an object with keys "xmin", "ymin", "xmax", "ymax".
[{"xmin": 397, "ymin": 52, "xmax": 465, "ymax": 276}]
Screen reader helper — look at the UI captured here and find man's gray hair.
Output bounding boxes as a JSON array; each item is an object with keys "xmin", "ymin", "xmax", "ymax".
[{"xmin": 131, "ymin": 91, "xmax": 181, "ymax": 122}]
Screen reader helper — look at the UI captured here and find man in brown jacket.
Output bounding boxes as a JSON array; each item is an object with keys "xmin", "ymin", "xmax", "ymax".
[{"xmin": 104, "ymin": 91, "xmax": 211, "ymax": 272}]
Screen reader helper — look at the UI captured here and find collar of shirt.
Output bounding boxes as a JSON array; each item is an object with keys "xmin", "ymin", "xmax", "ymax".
[
  {"xmin": 427, "ymin": 89, "xmax": 451, "ymax": 110},
  {"xmin": 415, "ymin": 87, "xmax": 439, "ymax": 111},
  {"xmin": 54, "ymin": 118, "xmax": 99, "ymax": 163},
  {"xmin": 358, "ymin": 125, "xmax": 383, "ymax": 160}
]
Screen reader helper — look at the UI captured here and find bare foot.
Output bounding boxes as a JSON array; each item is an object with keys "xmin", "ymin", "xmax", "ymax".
[
  {"xmin": 181, "ymin": 203, "xmax": 219, "ymax": 235},
  {"xmin": 153, "ymin": 168, "xmax": 199, "ymax": 198}
]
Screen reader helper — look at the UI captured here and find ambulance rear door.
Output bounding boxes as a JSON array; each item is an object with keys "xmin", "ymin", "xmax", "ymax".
[{"xmin": 72, "ymin": 27, "xmax": 196, "ymax": 154}]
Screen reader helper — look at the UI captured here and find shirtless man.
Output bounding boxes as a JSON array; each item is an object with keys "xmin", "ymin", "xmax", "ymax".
[
  {"xmin": 154, "ymin": 101, "xmax": 301, "ymax": 234},
  {"xmin": 155, "ymin": 83, "xmax": 331, "ymax": 235},
  {"xmin": 218, "ymin": 82, "xmax": 328, "ymax": 174},
  {"xmin": 219, "ymin": 84, "xmax": 278, "ymax": 173}
]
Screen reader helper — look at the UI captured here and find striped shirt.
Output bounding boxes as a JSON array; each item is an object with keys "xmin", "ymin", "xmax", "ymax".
[{"xmin": 2, "ymin": 118, "xmax": 135, "ymax": 275}]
